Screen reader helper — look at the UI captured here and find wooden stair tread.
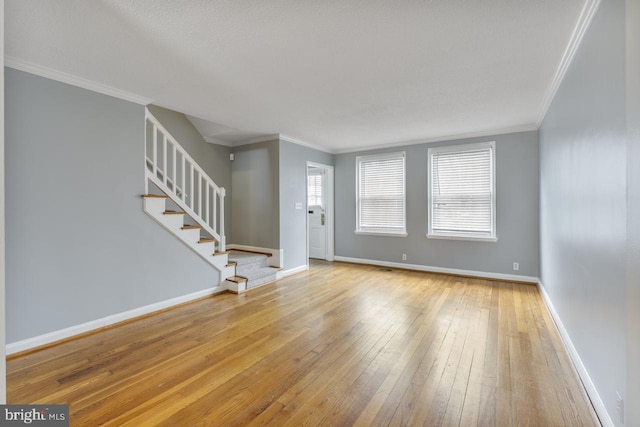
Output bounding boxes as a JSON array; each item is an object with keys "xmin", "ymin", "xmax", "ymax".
[
  {"xmin": 213, "ymin": 251, "xmax": 229, "ymax": 256},
  {"xmin": 226, "ymin": 262, "xmax": 237, "ymax": 267},
  {"xmin": 198, "ymin": 238, "xmax": 216, "ymax": 244},
  {"xmin": 230, "ymin": 249, "xmax": 273, "ymax": 258},
  {"xmin": 181, "ymin": 225, "xmax": 202, "ymax": 230},
  {"xmin": 142, "ymin": 194, "xmax": 168, "ymax": 198},
  {"xmin": 163, "ymin": 210, "xmax": 186, "ymax": 215},
  {"xmin": 226, "ymin": 276, "xmax": 247, "ymax": 283}
]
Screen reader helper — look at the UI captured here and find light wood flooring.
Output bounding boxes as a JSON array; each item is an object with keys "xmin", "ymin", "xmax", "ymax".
[{"xmin": 7, "ymin": 261, "xmax": 599, "ymax": 426}]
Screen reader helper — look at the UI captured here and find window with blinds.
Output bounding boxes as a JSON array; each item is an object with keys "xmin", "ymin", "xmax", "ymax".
[
  {"xmin": 356, "ymin": 152, "xmax": 406, "ymax": 235},
  {"xmin": 428, "ymin": 142, "xmax": 496, "ymax": 241},
  {"xmin": 307, "ymin": 173, "xmax": 323, "ymax": 207}
]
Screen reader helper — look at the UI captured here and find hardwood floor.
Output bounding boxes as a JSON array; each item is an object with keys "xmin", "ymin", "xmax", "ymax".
[{"xmin": 7, "ymin": 261, "xmax": 599, "ymax": 426}]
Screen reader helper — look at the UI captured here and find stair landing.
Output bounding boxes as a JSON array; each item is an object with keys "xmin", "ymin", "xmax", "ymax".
[{"xmin": 227, "ymin": 250, "xmax": 278, "ymax": 290}]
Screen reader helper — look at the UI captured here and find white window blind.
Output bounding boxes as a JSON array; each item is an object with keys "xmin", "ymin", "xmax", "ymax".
[
  {"xmin": 307, "ymin": 173, "xmax": 323, "ymax": 207},
  {"xmin": 428, "ymin": 142, "xmax": 496, "ymax": 240},
  {"xmin": 356, "ymin": 152, "xmax": 406, "ymax": 235}
]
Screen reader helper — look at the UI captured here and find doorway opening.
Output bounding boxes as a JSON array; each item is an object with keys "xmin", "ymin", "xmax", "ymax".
[{"xmin": 306, "ymin": 162, "xmax": 334, "ymax": 263}]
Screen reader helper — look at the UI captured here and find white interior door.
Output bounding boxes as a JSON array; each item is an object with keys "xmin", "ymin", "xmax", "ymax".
[
  {"xmin": 308, "ymin": 206, "xmax": 326, "ymax": 259},
  {"xmin": 308, "ymin": 168, "xmax": 326, "ymax": 260}
]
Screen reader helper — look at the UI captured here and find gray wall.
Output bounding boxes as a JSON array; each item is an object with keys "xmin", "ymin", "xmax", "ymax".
[
  {"xmin": 279, "ymin": 140, "xmax": 333, "ymax": 270},
  {"xmin": 627, "ymin": 1, "xmax": 640, "ymax": 425},
  {"xmin": 5, "ymin": 68, "xmax": 221, "ymax": 343},
  {"xmin": 539, "ymin": 0, "xmax": 627, "ymax": 424},
  {"xmin": 335, "ymin": 131, "xmax": 539, "ymax": 277},
  {"xmin": 146, "ymin": 105, "xmax": 233, "ymax": 242},
  {"xmin": 231, "ymin": 140, "xmax": 280, "ymax": 249}
]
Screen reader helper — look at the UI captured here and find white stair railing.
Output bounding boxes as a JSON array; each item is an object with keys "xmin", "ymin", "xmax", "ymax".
[{"xmin": 144, "ymin": 108, "xmax": 226, "ymax": 251}]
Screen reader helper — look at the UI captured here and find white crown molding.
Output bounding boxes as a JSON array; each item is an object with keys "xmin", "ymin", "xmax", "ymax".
[
  {"xmin": 232, "ymin": 134, "xmax": 281, "ymax": 147},
  {"xmin": 535, "ymin": 0, "xmax": 602, "ymax": 127},
  {"xmin": 334, "ymin": 256, "xmax": 539, "ymax": 283},
  {"xmin": 231, "ymin": 133, "xmax": 334, "ymax": 155},
  {"xmin": 333, "ymin": 124, "xmax": 538, "ymax": 154},
  {"xmin": 4, "ymin": 56, "xmax": 153, "ymax": 105},
  {"xmin": 203, "ymin": 136, "xmax": 233, "ymax": 147},
  {"xmin": 278, "ymin": 134, "xmax": 334, "ymax": 154},
  {"xmin": 537, "ymin": 281, "xmax": 614, "ymax": 427}
]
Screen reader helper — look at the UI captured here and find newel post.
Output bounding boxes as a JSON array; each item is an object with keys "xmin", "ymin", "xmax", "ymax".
[{"xmin": 219, "ymin": 187, "xmax": 226, "ymax": 252}]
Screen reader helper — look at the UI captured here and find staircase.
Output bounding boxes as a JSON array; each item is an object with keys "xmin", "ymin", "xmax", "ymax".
[
  {"xmin": 142, "ymin": 194, "xmax": 278, "ymax": 293},
  {"xmin": 142, "ymin": 194, "xmax": 235, "ymax": 283},
  {"xmin": 142, "ymin": 108, "xmax": 278, "ymax": 293},
  {"xmin": 228, "ymin": 251, "xmax": 279, "ymax": 290}
]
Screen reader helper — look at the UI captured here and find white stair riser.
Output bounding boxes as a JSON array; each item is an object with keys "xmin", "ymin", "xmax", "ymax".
[
  {"xmin": 194, "ymin": 242, "xmax": 217, "ymax": 257},
  {"xmin": 180, "ymin": 228, "xmax": 202, "ymax": 243},
  {"xmin": 225, "ymin": 280, "xmax": 246, "ymax": 294},
  {"xmin": 143, "ymin": 198, "xmax": 166, "ymax": 215},
  {"xmin": 210, "ymin": 255, "xmax": 230, "ymax": 271},
  {"xmin": 158, "ymin": 214, "xmax": 185, "ymax": 230},
  {"xmin": 223, "ymin": 265, "xmax": 236, "ymax": 277}
]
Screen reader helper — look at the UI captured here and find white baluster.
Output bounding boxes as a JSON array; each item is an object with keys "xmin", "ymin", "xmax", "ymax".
[
  {"xmin": 181, "ymin": 154, "xmax": 186, "ymax": 202},
  {"xmin": 206, "ymin": 182, "xmax": 210, "ymax": 226},
  {"xmin": 190, "ymin": 165, "xmax": 194, "ymax": 210},
  {"xmin": 163, "ymin": 135, "xmax": 168, "ymax": 186},
  {"xmin": 152, "ymin": 124, "xmax": 157, "ymax": 177},
  {"xmin": 172, "ymin": 144, "xmax": 177, "ymax": 192},
  {"xmin": 198, "ymin": 173, "xmax": 202, "ymax": 216}
]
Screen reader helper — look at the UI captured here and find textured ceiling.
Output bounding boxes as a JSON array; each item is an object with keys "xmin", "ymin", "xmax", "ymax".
[{"xmin": 6, "ymin": 0, "xmax": 587, "ymax": 153}]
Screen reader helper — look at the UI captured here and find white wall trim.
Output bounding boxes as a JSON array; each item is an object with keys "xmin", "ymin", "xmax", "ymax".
[
  {"xmin": 230, "ymin": 133, "xmax": 333, "ymax": 155},
  {"xmin": 333, "ymin": 124, "xmax": 538, "ymax": 154},
  {"xmin": 333, "ymin": 256, "xmax": 538, "ymax": 283},
  {"xmin": 277, "ymin": 264, "xmax": 309, "ymax": 279},
  {"xmin": 537, "ymin": 281, "xmax": 613, "ymax": 427},
  {"xmin": 231, "ymin": 134, "xmax": 281, "ymax": 147},
  {"xmin": 203, "ymin": 136, "xmax": 234, "ymax": 147},
  {"xmin": 226, "ymin": 244, "xmax": 283, "ymax": 268},
  {"xmin": 279, "ymin": 134, "xmax": 333, "ymax": 154},
  {"xmin": 6, "ymin": 286, "xmax": 224, "ymax": 355},
  {"xmin": 535, "ymin": 0, "xmax": 602, "ymax": 127},
  {"xmin": 4, "ymin": 56, "xmax": 153, "ymax": 106}
]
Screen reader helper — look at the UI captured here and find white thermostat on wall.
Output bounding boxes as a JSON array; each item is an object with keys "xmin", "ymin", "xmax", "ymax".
[{"xmin": 295, "ymin": 202, "xmax": 303, "ymax": 210}]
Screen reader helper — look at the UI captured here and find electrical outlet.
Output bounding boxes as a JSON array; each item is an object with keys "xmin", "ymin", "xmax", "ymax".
[
  {"xmin": 402, "ymin": 254, "xmax": 407, "ymax": 261},
  {"xmin": 616, "ymin": 392, "xmax": 624, "ymax": 424},
  {"xmin": 513, "ymin": 262, "xmax": 519, "ymax": 271}
]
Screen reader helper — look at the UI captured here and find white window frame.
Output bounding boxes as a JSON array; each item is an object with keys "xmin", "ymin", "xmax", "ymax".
[
  {"xmin": 307, "ymin": 171, "xmax": 324, "ymax": 207},
  {"xmin": 427, "ymin": 141, "xmax": 497, "ymax": 242},
  {"xmin": 355, "ymin": 151, "xmax": 407, "ymax": 237}
]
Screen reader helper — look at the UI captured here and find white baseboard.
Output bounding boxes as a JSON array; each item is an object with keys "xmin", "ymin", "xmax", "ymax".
[
  {"xmin": 6, "ymin": 286, "xmax": 225, "ymax": 355},
  {"xmin": 537, "ymin": 281, "xmax": 613, "ymax": 427},
  {"xmin": 227, "ymin": 244, "xmax": 283, "ymax": 268},
  {"xmin": 333, "ymin": 256, "xmax": 538, "ymax": 283},
  {"xmin": 277, "ymin": 264, "xmax": 309, "ymax": 279}
]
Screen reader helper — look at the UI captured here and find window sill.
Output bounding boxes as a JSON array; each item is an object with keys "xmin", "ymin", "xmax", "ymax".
[
  {"xmin": 355, "ymin": 230, "xmax": 408, "ymax": 237},
  {"xmin": 426, "ymin": 234, "xmax": 497, "ymax": 243}
]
